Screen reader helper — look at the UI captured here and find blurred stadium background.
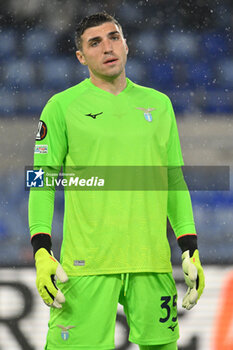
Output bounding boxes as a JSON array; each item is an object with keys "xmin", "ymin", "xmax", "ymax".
[{"xmin": 0, "ymin": 0, "xmax": 233, "ymax": 349}]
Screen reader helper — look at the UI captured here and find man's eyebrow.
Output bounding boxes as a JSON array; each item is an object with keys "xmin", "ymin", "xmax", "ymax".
[
  {"xmin": 87, "ymin": 31, "xmax": 120, "ymax": 43},
  {"xmin": 88, "ymin": 36, "xmax": 101, "ymax": 43},
  {"xmin": 108, "ymin": 30, "xmax": 120, "ymax": 36}
]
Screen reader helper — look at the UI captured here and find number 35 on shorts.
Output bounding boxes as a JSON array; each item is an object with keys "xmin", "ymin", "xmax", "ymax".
[{"xmin": 159, "ymin": 294, "xmax": 178, "ymax": 324}]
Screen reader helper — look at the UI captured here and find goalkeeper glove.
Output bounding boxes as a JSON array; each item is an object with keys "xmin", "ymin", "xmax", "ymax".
[
  {"xmin": 35, "ymin": 248, "xmax": 68, "ymax": 308},
  {"xmin": 181, "ymin": 249, "xmax": 205, "ymax": 310}
]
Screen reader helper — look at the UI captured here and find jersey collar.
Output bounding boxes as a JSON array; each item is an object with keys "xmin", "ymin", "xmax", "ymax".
[{"xmin": 85, "ymin": 77, "xmax": 134, "ymax": 97}]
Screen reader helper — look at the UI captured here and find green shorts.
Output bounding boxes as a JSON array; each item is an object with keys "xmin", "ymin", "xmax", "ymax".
[{"xmin": 45, "ymin": 272, "xmax": 179, "ymax": 350}]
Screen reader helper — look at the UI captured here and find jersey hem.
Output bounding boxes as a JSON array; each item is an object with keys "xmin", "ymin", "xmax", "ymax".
[
  {"xmin": 46, "ymin": 344, "xmax": 114, "ymax": 350},
  {"xmin": 64, "ymin": 267, "xmax": 173, "ymax": 277},
  {"xmin": 129, "ymin": 334, "xmax": 179, "ymax": 345}
]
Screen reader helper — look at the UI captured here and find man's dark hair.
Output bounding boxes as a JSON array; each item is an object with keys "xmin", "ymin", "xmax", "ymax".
[{"xmin": 75, "ymin": 11, "xmax": 123, "ymax": 51}]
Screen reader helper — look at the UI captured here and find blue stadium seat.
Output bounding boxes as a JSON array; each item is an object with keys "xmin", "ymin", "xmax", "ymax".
[
  {"xmin": 117, "ymin": 2, "xmax": 142, "ymax": 22},
  {"xmin": 0, "ymin": 220, "xmax": 8, "ymax": 239},
  {"xmin": 40, "ymin": 58, "xmax": 74, "ymax": 89},
  {"xmin": 201, "ymin": 32, "xmax": 229, "ymax": 58},
  {"xmin": 126, "ymin": 58, "xmax": 148, "ymax": 85},
  {"xmin": 133, "ymin": 31, "xmax": 160, "ymax": 58},
  {"xmin": 168, "ymin": 90, "xmax": 195, "ymax": 114},
  {"xmin": 187, "ymin": 61, "xmax": 214, "ymax": 88},
  {"xmin": 150, "ymin": 61, "xmax": 175, "ymax": 89},
  {"xmin": 0, "ymin": 88, "xmax": 17, "ymax": 115},
  {"xmin": 19, "ymin": 89, "xmax": 52, "ymax": 115},
  {"xmin": 165, "ymin": 32, "xmax": 198, "ymax": 61},
  {"xmin": 202, "ymin": 90, "xmax": 233, "ymax": 114},
  {"xmin": 218, "ymin": 59, "xmax": 233, "ymax": 88},
  {"xmin": 0, "ymin": 31, "xmax": 16, "ymax": 59},
  {"xmin": 4, "ymin": 59, "xmax": 36, "ymax": 90},
  {"xmin": 71, "ymin": 64, "xmax": 89, "ymax": 85},
  {"xmin": 24, "ymin": 29, "xmax": 56, "ymax": 58}
]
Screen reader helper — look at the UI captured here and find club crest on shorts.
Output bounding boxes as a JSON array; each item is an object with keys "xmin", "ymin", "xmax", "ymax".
[
  {"xmin": 136, "ymin": 107, "xmax": 155, "ymax": 122},
  {"xmin": 57, "ymin": 325, "xmax": 76, "ymax": 341}
]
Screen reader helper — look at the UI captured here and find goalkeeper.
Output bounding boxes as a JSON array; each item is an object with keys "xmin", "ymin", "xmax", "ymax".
[{"xmin": 28, "ymin": 12, "xmax": 205, "ymax": 350}]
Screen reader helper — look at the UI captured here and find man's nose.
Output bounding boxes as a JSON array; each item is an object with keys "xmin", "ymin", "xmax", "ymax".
[{"xmin": 103, "ymin": 38, "xmax": 113, "ymax": 53}]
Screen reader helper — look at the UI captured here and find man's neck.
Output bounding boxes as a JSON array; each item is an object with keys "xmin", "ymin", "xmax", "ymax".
[{"xmin": 89, "ymin": 72, "xmax": 127, "ymax": 96}]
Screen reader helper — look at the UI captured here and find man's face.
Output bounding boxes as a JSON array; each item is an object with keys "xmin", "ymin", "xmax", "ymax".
[{"xmin": 76, "ymin": 22, "xmax": 128, "ymax": 80}]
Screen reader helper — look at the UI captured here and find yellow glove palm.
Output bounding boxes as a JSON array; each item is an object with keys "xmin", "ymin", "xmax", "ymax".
[
  {"xmin": 35, "ymin": 248, "xmax": 68, "ymax": 308},
  {"xmin": 182, "ymin": 249, "xmax": 205, "ymax": 310}
]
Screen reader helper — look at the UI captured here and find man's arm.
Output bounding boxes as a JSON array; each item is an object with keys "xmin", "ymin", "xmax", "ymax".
[
  {"xmin": 29, "ymin": 174, "xmax": 68, "ymax": 308},
  {"xmin": 167, "ymin": 167, "xmax": 205, "ymax": 310},
  {"xmin": 28, "ymin": 97, "xmax": 68, "ymax": 308},
  {"xmin": 29, "ymin": 184, "xmax": 55, "ymax": 255}
]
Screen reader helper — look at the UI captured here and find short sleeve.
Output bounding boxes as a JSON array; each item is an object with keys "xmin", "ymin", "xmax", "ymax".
[{"xmin": 33, "ymin": 98, "xmax": 67, "ymax": 167}]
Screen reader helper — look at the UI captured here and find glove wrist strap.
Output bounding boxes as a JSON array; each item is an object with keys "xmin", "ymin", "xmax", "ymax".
[
  {"xmin": 177, "ymin": 234, "xmax": 198, "ymax": 256},
  {"xmin": 31, "ymin": 234, "xmax": 52, "ymax": 256}
]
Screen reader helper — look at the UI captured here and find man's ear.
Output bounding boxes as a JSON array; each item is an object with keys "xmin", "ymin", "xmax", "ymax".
[{"xmin": 76, "ymin": 50, "xmax": 87, "ymax": 65}]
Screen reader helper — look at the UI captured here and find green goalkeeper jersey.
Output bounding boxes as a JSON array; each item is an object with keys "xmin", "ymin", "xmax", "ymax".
[{"xmin": 29, "ymin": 78, "xmax": 191, "ymax": 276}]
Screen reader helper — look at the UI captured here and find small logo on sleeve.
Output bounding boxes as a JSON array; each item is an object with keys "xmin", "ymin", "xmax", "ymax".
[
  {"xmin": 34, "ymin": 145, "xmax": 48, "ymax": 154},
  {"xmin": 26, "ymin": 168, "xmax": 44, "ymax": 187},
  {"xmin": 36, "ymin": 121, "xmax": 47, "ymax": 140}
]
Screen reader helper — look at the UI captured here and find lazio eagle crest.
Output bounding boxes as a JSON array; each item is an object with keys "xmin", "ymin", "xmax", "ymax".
[
  {"xmin": 136, "ymin": 107, "xmax": 155, "ymax": 122},
  {"xmin": 57, "ymin": 325, "xmax": 76, "ymax": 341}
]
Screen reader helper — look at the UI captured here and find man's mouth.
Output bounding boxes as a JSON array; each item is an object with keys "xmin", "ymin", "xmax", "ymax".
[{"xmin": 103, "ymin": 58, "xmax": 118, "ymax": 65}]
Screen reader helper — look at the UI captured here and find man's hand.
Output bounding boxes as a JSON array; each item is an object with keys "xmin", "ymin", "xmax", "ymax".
[
  {"xmin": 182, "ymin": 249, "xmax": 205, "ymax": 310},
  {"xmin": 35, "ymin": 248, "xmax": 68, "ymax": 308}
]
